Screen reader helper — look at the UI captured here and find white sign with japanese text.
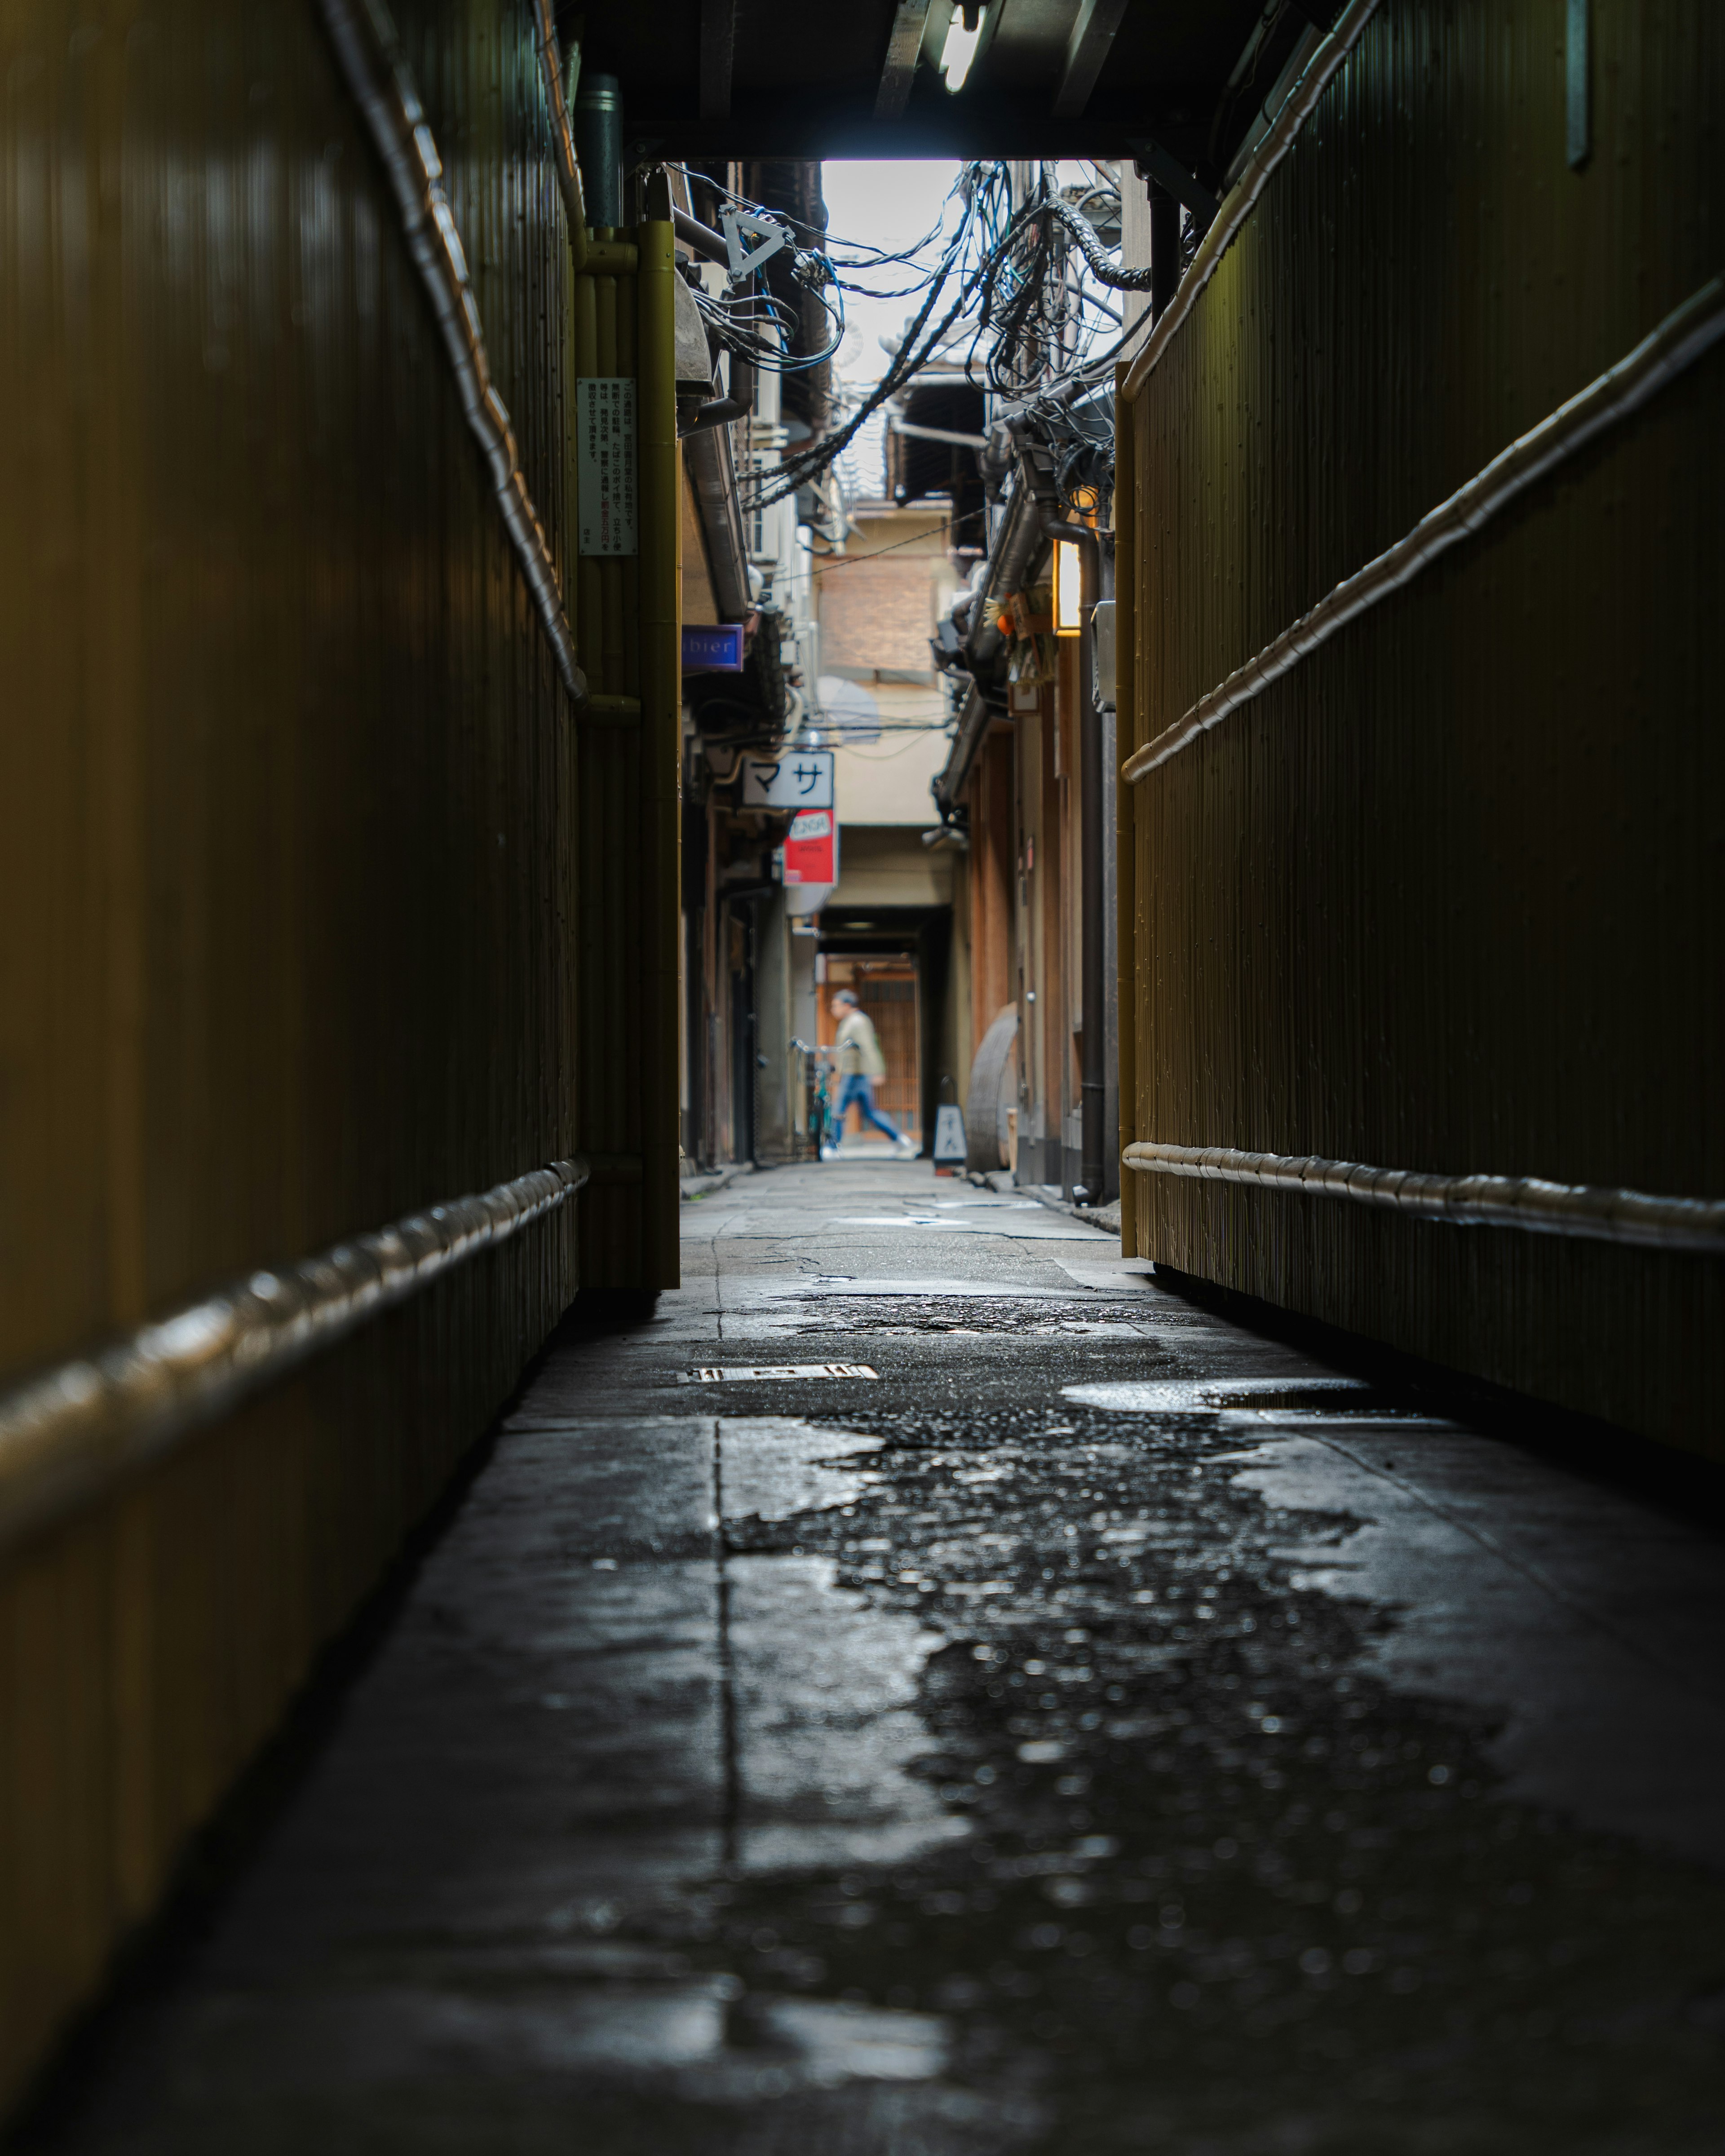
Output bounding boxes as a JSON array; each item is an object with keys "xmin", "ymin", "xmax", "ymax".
[
  {"xmin": 739, "ymin": 749, "xmax": 834, "ymax": 810},
  {"xmin": 577, "ymin": 378, "xmax": 637, "ymax": 556}
]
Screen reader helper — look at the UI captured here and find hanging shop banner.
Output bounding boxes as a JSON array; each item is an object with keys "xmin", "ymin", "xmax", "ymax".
[
  {"xmin": 782, "ymin": 808, "xmax": 836, "ymax": 886},
  {"xmin": 577, "ymin": 378, "xmax": 637, "ymax": 556},
  {"xmin": 740, "ymin": 749, "xmax": 833, "ymax": 810}
]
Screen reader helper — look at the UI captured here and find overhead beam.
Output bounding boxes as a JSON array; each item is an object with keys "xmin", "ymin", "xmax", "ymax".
[
  {"xmin": 1129, "ymin": 136, "xmax": 1221, "ymax": 230},
  {"xmin": 699, "ymin": 0, "xmax": 735, "ymax": 121},
  {"xmin": 630, "ymin": 87, "xmax": 1203, "ymax": 161},
  {"xmin": 874, "ymin": 0, "xmax": 933, "ymax": 120},
  {"xmin": 1052, "ymin": 0, "xmax": 1131, "ymax": 119}
]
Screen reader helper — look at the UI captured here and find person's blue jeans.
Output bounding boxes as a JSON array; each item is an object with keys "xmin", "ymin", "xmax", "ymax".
[{"xmin": 837, "ymin": 1073, "xmax": 902, "ymax": 1141}]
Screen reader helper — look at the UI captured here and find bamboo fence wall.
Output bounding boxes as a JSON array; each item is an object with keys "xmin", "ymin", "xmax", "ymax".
[
  {"xmin": 1119, "ymin": 0, "xmax": 1724, "ymax": 1449},
  {"xmin": 0, "ymin": 0, "xmax": 683, "ymax": 2105}
]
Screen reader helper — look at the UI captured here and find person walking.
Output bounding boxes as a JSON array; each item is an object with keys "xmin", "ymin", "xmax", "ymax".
[{"xmin": 829, "ymin": 989, "xmax": 917, "ymax": 1157}]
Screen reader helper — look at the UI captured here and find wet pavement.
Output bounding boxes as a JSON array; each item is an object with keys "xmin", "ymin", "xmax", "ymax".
[{"xmin": 18, "ymin": 1161, "xmax": 1725, "ymax": 2153}]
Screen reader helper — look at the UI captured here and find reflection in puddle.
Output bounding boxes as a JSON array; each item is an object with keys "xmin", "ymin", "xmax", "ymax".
[
  {"xmin": 719, "ymin": 1417, "xmax": 885, "ymax": 1522},
  {"xmin": 715, "ymin": 1420, "xmax": 970, "ymax": 1873},
  {"xmin": 1062, "ymin": 1374, "xmax": 1377, "ymax": 1414},
  {"xmin": 723, "ymin": 1554, "xmax": 968, "ymax": 1872},
  {"xmin": 749, "ymin": 1996, "xmax": 950, "ymax": 2083}
]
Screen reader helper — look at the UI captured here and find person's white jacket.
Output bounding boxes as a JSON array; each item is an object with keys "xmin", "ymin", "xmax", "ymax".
[{"xmin": 835, "ymin": 1008, "xmax": 887, "ymax": 1080}]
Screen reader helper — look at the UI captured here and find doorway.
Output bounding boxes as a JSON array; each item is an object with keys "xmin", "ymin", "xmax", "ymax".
[{"xmin": 817, "ymin": 954, "xmax": 921, "ymax": 1142}]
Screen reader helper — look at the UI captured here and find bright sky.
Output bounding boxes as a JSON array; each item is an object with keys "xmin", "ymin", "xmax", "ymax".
[
  {"xmin": 816, "ymin": 158, "xmax": 1103, "ymax": 499},
  {"xmin": 818, "ymin": 160, "xmax": 964, "ymax": 392}
]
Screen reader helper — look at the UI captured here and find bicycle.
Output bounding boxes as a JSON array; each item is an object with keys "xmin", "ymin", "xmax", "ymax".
[{"xmin": 790, "ymin": 1038, "xmax": 841, "ymax": 1161}]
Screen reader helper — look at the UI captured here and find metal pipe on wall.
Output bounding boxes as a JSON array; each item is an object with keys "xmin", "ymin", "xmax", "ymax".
[
  {"xmin": 1123, "ymin": 275, "xmax": 1725, "ymax": 783},
  {"xmin": 0, "ymin": 1159, "xmax": 589, "ymax": 1560},
  {"xmin": 573, "ymin": 70, "xmax": 624, "ymax": 230},
  {"xmin": 962, "ymin": 475, "xmax": 1040, "ymax": 674},
  {"xmin": 529, "ymin": 0, "xmax": 587, "ymax": 270},
  {"xmin": 1121, "ymin": 0, "xmax": 1382, "ymax": 401},
  {"xmin": 317, "ymin": 0, "xmax": 586, "ymax": 707},
  {"xmin": 673, "ymin": 206, "xmax": 730, "ymax": 265},
  {"xmin": 1122, "ymin": 1141, "xmax": 1725, "ymax": 1255}
]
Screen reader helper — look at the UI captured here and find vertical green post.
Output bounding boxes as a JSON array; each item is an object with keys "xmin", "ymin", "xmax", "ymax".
[
  {"xmin": 1113, "ymin": 365, "xmax": 1138, "ymax": 1261},
  {"xmin": 637, "ymin": 187, "xmax": 681, "ymax": 1287}
]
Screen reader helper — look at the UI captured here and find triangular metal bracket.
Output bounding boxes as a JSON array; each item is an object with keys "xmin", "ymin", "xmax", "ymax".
[{"xmin": 721, "ymin": 206, "xmax": 789, "ymax": 279}]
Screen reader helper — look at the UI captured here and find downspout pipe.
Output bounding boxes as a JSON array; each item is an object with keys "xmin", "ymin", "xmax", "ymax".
[
  {"xmin": 1042, "ymin": 513, "xmax": 1108, "ymax": 1206},
  {"xmin": 962, "ymin": 475, "xmax": 1041, "ymax": 675},
  {"xmin": 933, "ymin": 681, "xmax": 998, "ymax": 819},
  {"xmin": 684, "ymin": 352, "xmax": 754, "ymax": 435},
  {"xmin": 933, "ymin": 442, "xmax": 1079, "ymax": 834},
  {"xmin": 572, "ymin": 71, "xmax": 623, "ymax": 229}
]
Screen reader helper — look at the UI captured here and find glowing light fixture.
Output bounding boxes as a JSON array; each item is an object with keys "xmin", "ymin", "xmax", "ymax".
[
  {"xmin": 1053, "ymin": 541, "xmax": 1083, "ymax": 636},
  {"xmin": 940, "ymin": 4, "xmax": 986, "ymax": 93}
]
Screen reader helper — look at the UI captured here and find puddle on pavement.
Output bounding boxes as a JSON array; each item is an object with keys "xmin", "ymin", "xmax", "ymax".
[
  {"xmin": 720, "ymin": 1282, "xmax": 1163, "ymax": 1345},
  {"xmin": 787, "ymin": 1295, "xmax": 1161, "ymax": 1339},
  {"xmin": 743, "ymin": 1993, "xmax": 950, "ymax": 2082},
  {"xmin": 622, "ymin": 1397, "xmax": 1725, "ymax": 2154},
  {"xmin": 717, "ymin": 1416, "xmax": 885, "ymax": 1522},
  {"xmin": 1063, "ymin": 1375, "xmax": 1379, "ymax": 1414},
  {"xmin": 45, "ymin": 1341, "xmax": 1725, "ymax": 2152},
  {"xmin": 823, "ymin": 1211, "xmax": 1117, "ymax": 1243},
  {"xmin": 723, "ymin": 1553, "xmax": 970, "ymax": 1872}
]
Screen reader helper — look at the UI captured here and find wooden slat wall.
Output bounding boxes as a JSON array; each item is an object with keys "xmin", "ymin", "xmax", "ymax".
[
  {"xmin": 1119, "ymin": 0, "xmax": 1724, "ymax": 1451},
  {"xmin": 0, "ymin": 0, "xmax": 592, "ymax": 2105}
]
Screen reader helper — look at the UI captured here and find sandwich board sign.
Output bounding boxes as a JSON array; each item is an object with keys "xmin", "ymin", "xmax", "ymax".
[{"xmin": 933, "ymin": 1103, "xmax": 967, "ymax": 1173}]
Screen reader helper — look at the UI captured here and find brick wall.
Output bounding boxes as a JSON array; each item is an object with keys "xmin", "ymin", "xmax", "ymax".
[{"xmin": 818, "ymin": 556, "xmax": 938, "ymax": 673}]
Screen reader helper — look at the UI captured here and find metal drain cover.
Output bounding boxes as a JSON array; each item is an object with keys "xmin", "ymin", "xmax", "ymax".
[{"xmin": 679, "ymin": 1363, "xmax": 880, "ymax": 1383}]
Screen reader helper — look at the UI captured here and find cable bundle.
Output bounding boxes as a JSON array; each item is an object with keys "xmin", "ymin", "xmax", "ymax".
[{"xmin": 682, "ymin": 163, "xmax": 1158, "ymax": 516}]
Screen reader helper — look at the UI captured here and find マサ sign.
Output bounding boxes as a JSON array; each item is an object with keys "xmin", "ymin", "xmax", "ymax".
[{"xmin": 740, "ymin": 750, "xmax": 834, "ymax": 809}]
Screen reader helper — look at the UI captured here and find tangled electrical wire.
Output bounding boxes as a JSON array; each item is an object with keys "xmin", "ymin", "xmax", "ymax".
[
  {"xmin": 688, "ymin": 249, "xmax": 846, "ymax": 376},
  {"xmin": 684, "ymin": 162, "xmax": 1163, "ymax": 516}
]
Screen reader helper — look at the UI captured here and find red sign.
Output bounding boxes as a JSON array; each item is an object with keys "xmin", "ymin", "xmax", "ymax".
[{"xmin": 783, "ymin": 809, "xmax": 836, "ymax": 886}]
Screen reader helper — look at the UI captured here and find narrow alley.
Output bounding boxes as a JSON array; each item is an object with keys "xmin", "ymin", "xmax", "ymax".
[
  {"xmin": 22, "ymin": 1161, "xmax": 1725, "ymax": 2154},
  {"xmin": 4, "ymin": 3, "xmax": 1722, "ymax": 2147}
]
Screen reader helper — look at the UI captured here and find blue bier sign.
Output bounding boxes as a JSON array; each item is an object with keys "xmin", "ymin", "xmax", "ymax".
[{"xmin": 682, "ymin": 624, "xmax": 745, "ymax": 673}]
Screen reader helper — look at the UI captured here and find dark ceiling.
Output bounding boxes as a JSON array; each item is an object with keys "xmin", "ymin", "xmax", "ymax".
[{"xmin": 570, "ymin": 0, "xmax": 1333, "ymax": 179}]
